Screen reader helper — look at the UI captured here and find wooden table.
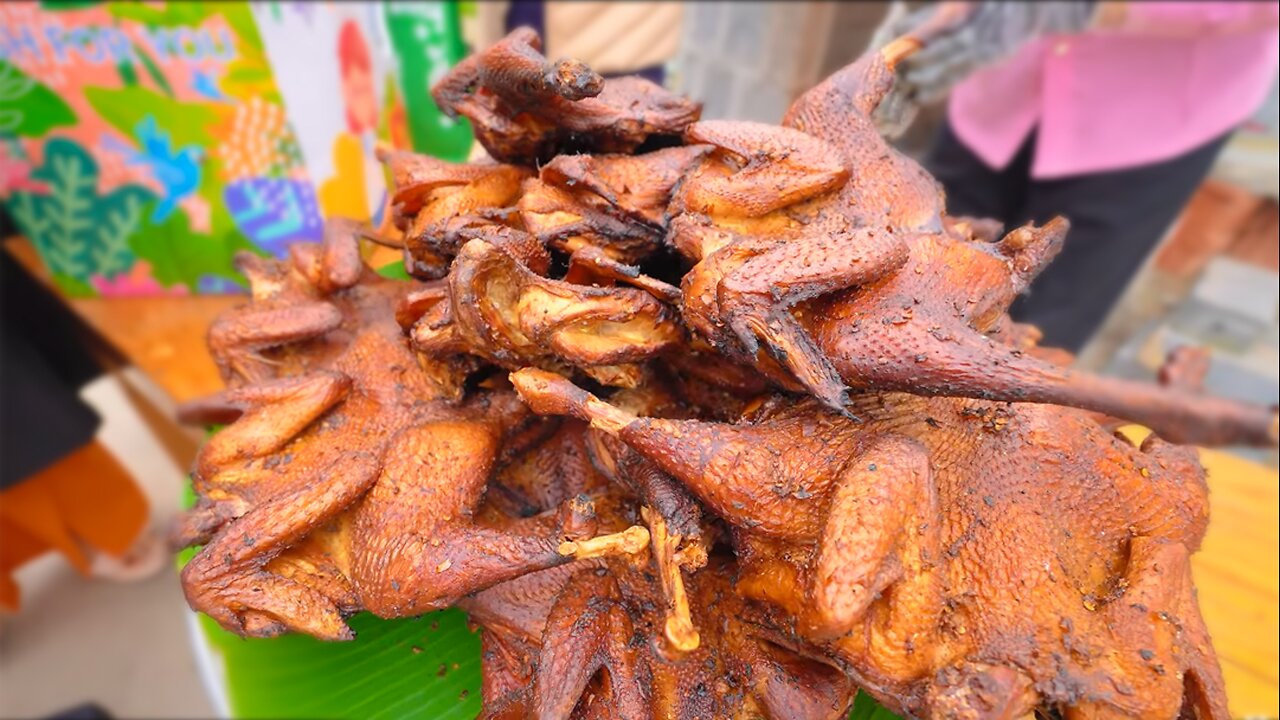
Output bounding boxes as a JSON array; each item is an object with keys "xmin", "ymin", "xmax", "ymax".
[
  {"xmin": 4, "ymin": 237, "xmax": 401, "ymax": 404},
  {"xmin": 6, "ymin": 237, "xmax": 1277, "ymax": 717},
  {"xmin": 6, "ymin": 237, "xmax": 236, "ymax": 404}
]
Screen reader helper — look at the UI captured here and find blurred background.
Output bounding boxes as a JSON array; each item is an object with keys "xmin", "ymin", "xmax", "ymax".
[{"xmin": 0, "ymin": 1, "xmax": 1276, "ymax": 718}]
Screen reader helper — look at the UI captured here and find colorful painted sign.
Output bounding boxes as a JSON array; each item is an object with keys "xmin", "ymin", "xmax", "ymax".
[
  {"xmin": 384, "ymin": 2, "xmax": 473, "ymax": 163},
  {"xmin": 0, "ymin": 1, "xmax": 471, "ymax": 297}
]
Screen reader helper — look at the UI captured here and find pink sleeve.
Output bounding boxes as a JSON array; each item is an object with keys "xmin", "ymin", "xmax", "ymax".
[{"xmin": 1118, "ymin": 1, "xmax": 1280, "ymax": 36}]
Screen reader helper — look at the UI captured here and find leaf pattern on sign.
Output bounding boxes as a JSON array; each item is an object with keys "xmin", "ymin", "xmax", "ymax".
[
  {"xmin": 92, "ymin": 190, "xmax": 146, "ymax": 277},
  {"xmin": 0, "ymin": 62, "xmax": 36, "ymax": 104},
  {"xmin": 128, "ymin": 198, "xmax": 252, "ymax": 291},
  {"xmin": 8, "ymin": 138, "xmax": 155, "ymax": 295}
]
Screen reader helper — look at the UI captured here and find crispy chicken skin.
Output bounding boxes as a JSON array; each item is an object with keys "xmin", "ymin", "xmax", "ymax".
[
  {"xmin": 520, "ymin": 145, "xmax": 712, "ymax": 265},
  {"xmin": 465, "ymin": 423, "xmax": 855, "ymax": 720},
  {"xmin": 469, "ymin": 511, "xmax": 854, "ymax": 720},
  {"xmin": 401, "ymin": 225, "xmax": 682, "ymax": 389},
  {"xmin": 174, "ymin": 225, "xmax": 649, "ymax": 640},
  {"xmin": 666, "ymin": 42, "xmax": 1278, "ymax": 447},
  {"xmin": 171, "ymin": 26, "xmax": 1278, "ymax": 720},
  {"xmin": 479, "ymin": 557, "xmax": 856, "ymax": 720},
  {"xmin": 512, "ymin": 368, "xmax": 1228, "ymax": 719}
]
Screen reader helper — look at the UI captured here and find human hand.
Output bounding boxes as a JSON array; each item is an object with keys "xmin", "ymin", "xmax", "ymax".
[
  {"xmin": 867, "ymin": 1, "xmax": 977, "ymax": 59},
  {"xmin": 869, "ymin": 2, "xmax": 1098, "ymax": 139},
  {"xmin": 901, "ymin": 2, "xmax": 1098, "ymax": 101},
  {"xmin": 867, "ymin": 1, "xmax": 979, "ymax": 138}
]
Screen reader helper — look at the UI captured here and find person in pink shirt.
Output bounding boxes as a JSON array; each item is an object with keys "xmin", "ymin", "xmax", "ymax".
[{"xmin": 878, "ymin": 1, "xmax": 1279, "ymax": 352}]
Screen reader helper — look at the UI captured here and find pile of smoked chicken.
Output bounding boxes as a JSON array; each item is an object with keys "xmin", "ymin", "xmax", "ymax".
[{"xmin": 174, "ymin": 28, "xmax": 1277, "ymax": 720}]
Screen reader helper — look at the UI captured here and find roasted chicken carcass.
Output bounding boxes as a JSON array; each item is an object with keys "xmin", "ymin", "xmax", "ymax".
[
  {"xmin": 464, "ymin": 409, "xmax": 856, "ymax": 720},
  {"xmin": 201, "ymin": 219, "xmax": 369, "ymax": 386},
  {"xmin": 519, "ymin": 145, "xmax": 711, "ymax": 265},
  {"xmin": 512, "ymin": 368, "xmax": 1229, "ymax": 719},
  {"xmin": 432, "ymin": 28, "xmax": 701, "ymax": 165},
  {"xmin": 380, "ymin": 148, "xmax": 530, "ymax": 279},
  {"xmin": 665, "ymin": 45, "xmax": 944, "ymax": 411},
  {"xmin": 173, "ymin": 226, "xmax": 651, "ymax": 640},
  {"xmin": 471, "ymin": 554, "xmax": 858, "ymax": 720},
  {"xmin": 403, "ymin": 224, "xmax": 682, "ymax": 389},
  {"xmin": 169, "ymin": 23, "xmax": 1280, "ymax": 720},
  {"xmin": 666, "ymin": 38, "xmax": 1278, "ymax": 447},
  {"xmin": 475, "ymin": 433, "xmax": 834, "ymax": 720}
]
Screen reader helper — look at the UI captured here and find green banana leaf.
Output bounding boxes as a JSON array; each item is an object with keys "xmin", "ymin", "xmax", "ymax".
[
  {"xmin": 193, "ymin": 610, "xmax": 483, "ymax": 719},
  {"xmin": 179, "ymin": 488, "xmax": 483, "ymax": 718},
  {"xmin": 850, "ymin": 692, "xmax": 906, "ymax": 720},
  {"xmin": 180, "ymin": 271, "xmax": 902, "ymax": 719},
  {"xmin": 376, "ymin": 261, "xmax": 413, "ymax": 280}
]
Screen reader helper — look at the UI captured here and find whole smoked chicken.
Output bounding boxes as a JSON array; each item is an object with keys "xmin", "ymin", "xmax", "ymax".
[
  {"xmin": 667, "ymin": 39, "xmax": 1277, "ymax": 447},
  {"xmin": 171, "ymin": 26, "xmax": 1280, "ymax": 720},
  {"xmin": 174, "ymin": 225, "xmax": 649, "ymax": 640},
  {"xmin": 512, "ymin": 368, "xmax": 1227, "ymax": 719}
]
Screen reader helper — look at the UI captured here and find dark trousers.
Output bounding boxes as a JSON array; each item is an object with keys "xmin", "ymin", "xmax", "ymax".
[
  {"xmin": 0, "ymin": 214, "xmax": 106, "ymax": 488},
  {"xmin": 925, "ymin": 119, "xmax": 1231, "ymax": 352}
]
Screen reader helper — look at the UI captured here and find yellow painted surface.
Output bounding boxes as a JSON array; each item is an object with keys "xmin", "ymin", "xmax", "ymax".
[
  {"xmin": 1121, "ymin": 426, "xmax": 1279, "ymax": 718},
  {"xmin": 1196, "ymin": 444, "xmax": 1279, "ymax": 718},
  {"xmin": 317, "ymin": 133, "xmax": 372, "ymax": 222}
]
